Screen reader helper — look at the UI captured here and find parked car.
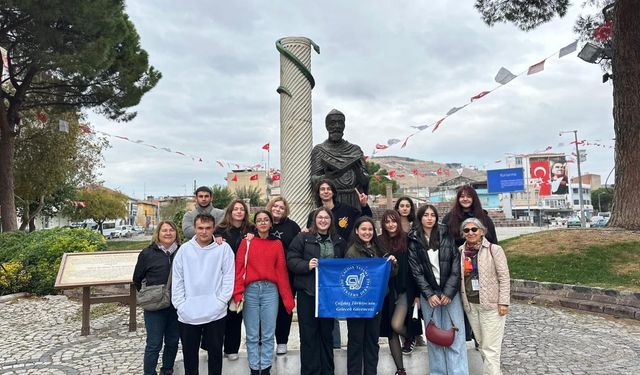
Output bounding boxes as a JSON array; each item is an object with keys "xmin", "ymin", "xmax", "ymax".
[
  {"xmin": 113, "ymin": 225, "xmax": 134, "ymax": 238},
  {"xmin": 132, "ymin": 226, "xmax": 145, "ymax": 235},
  {"xmin": 592, "ymin": 217, "xmax": 609, "ymax": 228},
  {"xmin": 567, "ymin": 217, "xmax": 582, "ymax": 228}
]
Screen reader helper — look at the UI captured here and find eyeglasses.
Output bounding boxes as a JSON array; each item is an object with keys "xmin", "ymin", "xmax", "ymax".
[
  {"xmin": 316, "ymin": 216, "xmax": 331, "ymax": 222},
  {"xmin": 255, "ymin": 218, "xmax": 271, "ymax": 224},
  {"xmin": 462, "ymin": 227, "xmax": 480, "ymax": 234}
]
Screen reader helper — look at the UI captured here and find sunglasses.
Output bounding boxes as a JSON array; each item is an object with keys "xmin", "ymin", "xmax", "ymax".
[{"xmin": 463, "ymin": 227, "xmax": 480, "ymax": 234}]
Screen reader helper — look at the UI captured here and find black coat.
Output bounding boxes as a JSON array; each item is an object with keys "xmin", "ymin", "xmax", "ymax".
[
  {"xmin": 442, "ymin": 210, "xmax": 498, "ymax": 248},
  {"xmin": 407, "ymin": 224, "xmax": 461, "ymax": 300},
  {"xmin": 270, "ymin": 217, "xmax": 301, "ymax": 252},
  {"xmin": 286, "ymin": 232, "xmax": 346, "ymax": 296},
  {"xmin": 306, "ymin": 202, "xmax": 373, "ymax": 240},
  {"xmin": 132, "ymin": 243, "xmax": 177, "ymax": 291}
]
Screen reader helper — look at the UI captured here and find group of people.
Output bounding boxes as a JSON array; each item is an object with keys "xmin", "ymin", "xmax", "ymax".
[{"xmin": 133, "ymin": 182, "xmax": 511, "ymax": 375}]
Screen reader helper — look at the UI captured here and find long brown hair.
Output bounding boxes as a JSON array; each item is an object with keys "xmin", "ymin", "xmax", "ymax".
[
  {"xmin": 309, "ymin": 207, "xmax": 336, "ymax": 235},
  {"xmin": 378, "ymin": 210, "xmax": 407, "ymax": 254},
  {"xmin": 216, "ymin": 199, "xmax": 252, "ymax": 234},
  {"xmin": 447, "ymin": 185, "xmax": 490, "ymax": 239}
]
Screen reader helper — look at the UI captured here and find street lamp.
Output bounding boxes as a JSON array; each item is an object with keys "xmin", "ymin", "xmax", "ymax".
[{"xmin": 559, "ymin": 130, "xmax": 586, "ymax": 227}]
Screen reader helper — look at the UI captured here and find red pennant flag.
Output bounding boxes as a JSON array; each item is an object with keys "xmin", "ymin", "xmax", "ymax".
[
  {"xmin": 262, "ymin": 143, "xmax": 270, "ymax": 151},
  {"xmin": 271, "ymin": 174, "xmax": 281, "ymax": 181},
  {"xmin": 364, "ymin": 155, "xmax": 370, "ymax": 160},
  {"xmin": 389, "ymin": 170, "xmax": 396, "ymax": 178},
  {"xmin": 594, "ymin": 20, "xmax": 613, "ymax": 41},
  {"xmin": 495, "ymin": 160, "xmax": 502, "ymax": 163},
  {"xmin": 36, "ymin": 111, "xmax": 48, "ymax": 123},
  {"xmin": 249, "ymin": 174, "xmax": 259, "ymax": 181},
  {"xmin": 231, "ymin": 175, "xmax": 238, "ymax": 182},
  {"xmin": 470, "ymin": 91, "xmax": 490, "ymax": 101},
  {"xmin": 79, "ymin": 125, "xmax": 92, "ymax": 133},
  {"xmin": 444, "ymin": 169, "xmax": 450, "ymax": 176},
  {"xmin": 432, "ymin": 118, "xmax": 445, "ymax": 133},
  {"xmin": 437, "ymin": 167, "xmax": 443, "ymax": 175},
  {"xmin": 401, "ymin": 135, "xmax": 413, "ymax": 149},
  {"xmin": 375, "ymin": 143, "xmax": 389, "ymax": 150},
  {"xmin": 528, "ymin": 60, "xmax": 545, "ymax": 75},
  {"xmin": 412, "ymin": 168, "xmax": 419, "ymax": 176}
]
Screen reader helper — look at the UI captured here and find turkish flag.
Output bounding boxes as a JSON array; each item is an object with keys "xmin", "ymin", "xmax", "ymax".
[
  {"xmin": 412, "ymin": 168, "xmax": 419, "ymax": 176},
  {"xmin": 250, "ymin": 174, "xmax": 259, "ymax": 181},
  {"xmin": 375, "ymin": 144, "xmax": 389, "ymax": 150},
  {"xmin": 389, "ymin": 170, "xmax": 396, "ymax": 178},
  {"xmin": 262, "ymin": 143, "xmax": 270, "ymax": 151},
  {"xmin": 36, "ymin": 111, "xmax": 48, "ymax": 123},
  {"xmin": 231, "ymin": 175, "xmax": 238, "ymax": 182},
  {"xmin": 444, "ymin": 169, "xmax": 450, "ymax": 176},
  {"xmin": 530, "ymin": 160, "xmax": 550, "ymax": 196},
  {"xmin": 437, "ymin": 168, "xmax": 443, "ymax": 175},
  {"xmin": 272, "ymin": 174, "xmax": 281, "ymax": 181}
]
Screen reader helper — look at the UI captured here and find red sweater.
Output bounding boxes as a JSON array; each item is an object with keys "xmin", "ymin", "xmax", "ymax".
[{"xmin": 232, "ymin": 237, "xmax": 295, "ymax": 313}]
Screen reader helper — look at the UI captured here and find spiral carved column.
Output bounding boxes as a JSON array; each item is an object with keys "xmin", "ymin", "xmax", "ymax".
[{"xmin": 276, "ymin": 37, "xmax": 320, "ymax": 226}]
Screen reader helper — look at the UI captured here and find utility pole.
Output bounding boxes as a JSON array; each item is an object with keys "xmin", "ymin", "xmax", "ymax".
[{"xmin": 560, "ymin": 130, "xmax": 586, "ymax": 227}]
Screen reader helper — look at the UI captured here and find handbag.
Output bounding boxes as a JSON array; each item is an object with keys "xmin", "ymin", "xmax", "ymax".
[
  {"xmin": 229, "ymin": 240, "xmax": 250, "ymax": 313},
  {"xmin": 425, "ymin": 305, "xmax": 458, "ymax": 347},
  {"xmin": 137, "ymin": 263, "xmax": 173, "ymax": 311}
]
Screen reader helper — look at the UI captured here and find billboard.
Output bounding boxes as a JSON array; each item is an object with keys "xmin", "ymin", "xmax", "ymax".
[
  {"xmin": 487, "ymin": 168, "xmax": 525, "ymax": 193},
  {"xmin": 529, "ymin": 156, "xmax": 569, "ymax": 196}
]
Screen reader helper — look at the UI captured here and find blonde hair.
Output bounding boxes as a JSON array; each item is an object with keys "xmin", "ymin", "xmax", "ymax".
[
  {"xmin": 152, "ymin": 220, "xmax": 180, "ymax": 245},
  {"xmin": 266, "ymin": 196, "xmax": 290, "ymax": 219}
]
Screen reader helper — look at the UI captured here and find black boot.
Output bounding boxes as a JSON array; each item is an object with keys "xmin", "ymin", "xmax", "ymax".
[
  {"xmin": 260, "ymin": 366, "xmax": 271, "ymax": 375},
  {"xmin": 250, "ymin": 369, "xmax": 260, "ymax": 375}
]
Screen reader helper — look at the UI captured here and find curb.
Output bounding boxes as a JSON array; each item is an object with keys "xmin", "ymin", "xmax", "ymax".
[
  {"xmin": 510, "ymin": 279, "xmax": 640, "ymax": 320},
  {"xmin": 0, "ymin": 292, "xmax": 30, "ymax": 303}
]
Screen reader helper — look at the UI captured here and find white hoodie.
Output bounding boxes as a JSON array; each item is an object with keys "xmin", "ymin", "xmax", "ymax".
[{"xmin": 171, "ymin": 237, "xmax": 235, "ymax": 325}]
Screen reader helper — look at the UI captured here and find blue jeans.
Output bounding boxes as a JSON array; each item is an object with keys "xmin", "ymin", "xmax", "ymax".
[
  {"xmin": 143, "ymin": 307, "xmax": 179, "ymax": 375},
  {"xmin": 243, "ymin": 281, "xmax": 279, "ymax": 370},
  {"xmin": 420, "ymin": 293, "xmax": 469, "ymax": 375}
]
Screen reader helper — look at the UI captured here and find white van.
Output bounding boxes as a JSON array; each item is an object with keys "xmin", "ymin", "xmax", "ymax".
[{"xmin": 101, "ymin": 221, "xmax": 119, "ymax": 239}]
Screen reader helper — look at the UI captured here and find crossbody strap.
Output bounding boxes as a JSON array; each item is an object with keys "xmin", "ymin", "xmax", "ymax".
[
  {"xmin": 430, "ymin": 304, "xmax": 456, "ymax": 327},
  {"xmin": 242, "ymin": 240, "xmax": 251, "ymax": 280}
]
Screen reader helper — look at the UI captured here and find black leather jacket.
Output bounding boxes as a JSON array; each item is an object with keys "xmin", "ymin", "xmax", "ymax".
[
  {"xmin": 407, "ymin": 224, "xmax": 460, "ymax": 300},
  {"xmin": 287, "ymin": 232, "xmax": 346, "ymax": 296}
]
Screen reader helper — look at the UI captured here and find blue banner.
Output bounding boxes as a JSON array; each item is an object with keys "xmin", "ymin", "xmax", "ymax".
[
  {"xmin": 316, "ymin": 258, "xmax": 391, "ymax": 318},
  {"xmin": 487, "ymin": 168, "xmax": 525, "ymax": 193}
]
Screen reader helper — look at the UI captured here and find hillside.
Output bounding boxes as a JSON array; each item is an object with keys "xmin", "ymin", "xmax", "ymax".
[{"xmin": 371, "ymin": 156, "xmax": 487, "ymax": 189}]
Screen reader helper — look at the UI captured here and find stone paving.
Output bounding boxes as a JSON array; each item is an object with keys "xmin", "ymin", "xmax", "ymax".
[{"xmin": 2, "ymin": 295, "xmax": 639, "ymax": 374}]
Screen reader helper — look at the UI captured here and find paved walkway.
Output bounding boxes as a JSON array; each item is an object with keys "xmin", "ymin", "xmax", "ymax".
[{"xmin": 2, "ymin": 295, "xmax": 638, "ymax": 374}]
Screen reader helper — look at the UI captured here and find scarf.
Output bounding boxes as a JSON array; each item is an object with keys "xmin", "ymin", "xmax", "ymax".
[
  {"xmin": 159, "ymin": 242, "xmax": 178, "ymax": 256},
  {"xmin": 464, "ymin": 240, "xmax": 482, "ymax": 258}
]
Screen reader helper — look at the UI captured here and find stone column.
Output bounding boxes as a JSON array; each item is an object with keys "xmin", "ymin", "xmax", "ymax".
[{"xmin": 276, "ymin": 37, "xmax": 320, "ymax": 226}]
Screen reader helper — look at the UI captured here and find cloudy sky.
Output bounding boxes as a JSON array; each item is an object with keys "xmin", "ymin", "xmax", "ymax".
[{"xmin": 87, "ymin": 1, "xmax": 615, "ymax": 199}]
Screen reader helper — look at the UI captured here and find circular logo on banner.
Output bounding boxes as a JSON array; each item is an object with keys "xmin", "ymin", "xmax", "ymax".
[{"xmin": 340, "ymin": 264, "xmax": 371, "ymax": 298}]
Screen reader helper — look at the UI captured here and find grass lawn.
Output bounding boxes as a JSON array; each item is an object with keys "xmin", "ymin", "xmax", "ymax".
[
  {"xmin": 500, "ymin": 228, "xmax": 640, "ymax": 290},
  {"xmin": 106, "ymin": 240, "xmax": 150, "ymax": 251}
]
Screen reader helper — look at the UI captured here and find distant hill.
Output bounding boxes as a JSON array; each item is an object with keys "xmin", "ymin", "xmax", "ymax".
[{"xmin": 370, "ymin": 156, "xmax": 487, "ymax": 189}]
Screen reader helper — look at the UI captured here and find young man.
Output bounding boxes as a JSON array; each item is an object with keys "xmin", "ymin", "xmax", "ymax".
[
  {"xmin": 182, "ymin": 186, "xmax": 225, "ymax": 239},
  {"xmin": 172, "ymin": 214, "xmax": 235, "ymax": 375}
]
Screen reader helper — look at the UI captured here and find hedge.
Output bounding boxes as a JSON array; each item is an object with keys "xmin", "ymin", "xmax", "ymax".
[{"xmin": 0, "ymin": 227, "xmax": 107, "ymax": 295}]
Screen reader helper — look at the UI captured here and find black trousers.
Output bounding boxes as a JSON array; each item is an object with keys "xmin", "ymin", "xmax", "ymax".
[
  {"xmin": 275, "ymin": 273, "xmax": 296, "ymax": 344},
  {"xmin": 179, "ymin": 318, "xmax": 226, "ymax": 375},
  {"xmin": 297, "ymin": 291, "xmax": 335, "ymax": 375},
  {"xmin": 346, "ymin": 315, "xmax": 381, "ymax": 375},
  {"xmin": 223, "ymin": 309, "xmax": 243, "ymax": 354}
]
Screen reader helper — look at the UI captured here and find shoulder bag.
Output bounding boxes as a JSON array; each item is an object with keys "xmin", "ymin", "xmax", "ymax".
[
  {"xmin": 137, "ymin": 260, "xmax": 173, "ymax": 311},
  {"xmin": 425, "ymin": 305, "xmax": 459, "ymax": 347}
]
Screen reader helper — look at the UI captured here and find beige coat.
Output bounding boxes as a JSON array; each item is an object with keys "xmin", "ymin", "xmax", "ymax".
[{"xmin": 459, "ymin": 237, "xmax": 510, "ymax": 311}]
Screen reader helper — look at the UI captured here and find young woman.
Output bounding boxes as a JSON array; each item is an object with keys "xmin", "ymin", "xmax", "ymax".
[
  {"xmin": 133, "ymin": 221, "xmax": 181, "ymax": 375},
  {"xmin": 394, "ymin": 196, "xmax": 416, "ymax": 233},
  {"xmin": 408, "ymin": 205, "xmax": 468, "ymax": 375},
  {"xmin": 232, "ymin": 210, "xmax": 294, "ymax": 375},
  {"xmin": 213, "ymin": 199, "xmax": 255, "ymax": 360},
  {"xmin": 378, "ymin": 210, "xmax": 421, "ymax": 375},
  {"xmin": 266, "ymin": 197, "xmax": 301, "ymax": 355},
  {"xmin": 345, "ymin": 216, "xmax": 396, "ymax": 375},
  {"xmin": 459, "ymin": 218, "xmax": 510, "ymax": 375},
  {"xmin": 287, "ymin": 207, "xmax": 347, "ymax": 375},
  {"xmin": 442, "ymin": 185, "xmax": 498, "ymax": 248}
]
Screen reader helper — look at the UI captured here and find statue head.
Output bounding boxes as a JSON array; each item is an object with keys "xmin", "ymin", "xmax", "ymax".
[{"xmin": 325, "ymin": 109, "xmax": 345, "ymax": 143}]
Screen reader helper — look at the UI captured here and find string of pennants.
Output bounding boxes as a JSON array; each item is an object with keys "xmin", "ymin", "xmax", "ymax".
[
  {"xmin": 369, "ymin": 39, "xmax": 585, "ymax": 155},
  {"xmin": 35, "ymin": 117, "xmax": 279, "ymax": 176}
]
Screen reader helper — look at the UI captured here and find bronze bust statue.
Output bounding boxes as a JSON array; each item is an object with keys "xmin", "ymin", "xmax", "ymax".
[{"xmin": 310, "ymin": 109, "xmax": 369, "ymax": 210}]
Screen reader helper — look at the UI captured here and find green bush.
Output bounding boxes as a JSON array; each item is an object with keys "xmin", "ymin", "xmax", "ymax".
[
  {"xmin": 0, "ymin": 228, "xmax": 106, "ymax": 295},
  {"xmin": 173, "ymin": 209, "xmax": 186, "ymax": 243},
  {"xmin": 0, "ymin": 231, "xmax": 27, "ymax": 263},
  {"xmin": 0, "ymin": 261, "xmax": 31, "ymax": 295}
]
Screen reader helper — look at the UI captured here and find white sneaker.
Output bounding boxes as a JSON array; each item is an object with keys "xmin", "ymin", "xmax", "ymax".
[
  {"xmin": 276, "ymin": 344, "xmax": 288, "ymax": 355},
  {"xmin": 226, "ymin": 353, "xmax": 239, "ymax": 361}
]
